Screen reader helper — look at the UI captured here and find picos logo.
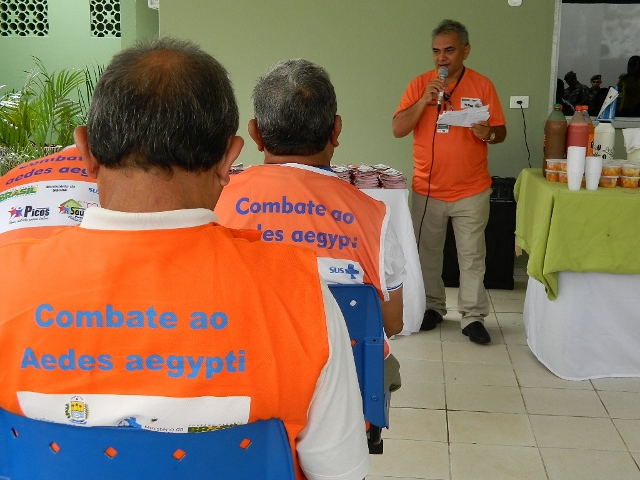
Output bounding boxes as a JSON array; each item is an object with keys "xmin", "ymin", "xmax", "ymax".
[
  {"xmin": 58, "ymin": 199, "xmax": 85, "ymax": 221},
  {"xmin": 329, "ymin": 263, "xmax": 360, "ymax": 280},
  {"xmin": 8, "ymin": 205, "xmax": 49, "ymax": 220},
  {"xmin": 65, "ymin": 396, "xmax": 90, "ymax": 425}
]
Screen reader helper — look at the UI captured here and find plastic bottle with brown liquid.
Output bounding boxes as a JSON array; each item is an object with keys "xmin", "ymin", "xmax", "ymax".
[{"xmin": 543, "ymin": 104, "xmax": 567, "ymax": 175}]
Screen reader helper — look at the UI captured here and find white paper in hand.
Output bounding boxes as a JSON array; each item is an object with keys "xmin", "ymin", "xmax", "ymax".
[{"xmin": 437, "ymin": 105, "xmax": 490, "ymax": 127}]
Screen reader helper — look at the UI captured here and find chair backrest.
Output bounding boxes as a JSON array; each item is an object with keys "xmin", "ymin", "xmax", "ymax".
[
  {"xmin": 328, "ymin": 283, "xmax": 389, "ymax": 428},
  {"xmin": 0, "ymin": 408, "xmax": 295, "ymax": 480}
]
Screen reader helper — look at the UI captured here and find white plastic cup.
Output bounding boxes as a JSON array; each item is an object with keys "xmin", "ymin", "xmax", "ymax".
[
  {"xmin": 567, "ymin": 146, "xmax": 586, "ymax": 167},
  {"xmin": 567, "ymin": 171, "xmax": 583, "ymax": 191},
  {"xmin": 585, "ymin": 156, "xmax": 602, "ymax": 191},
  {"xmin": 585, "ymin": 156, "xmax": 603, "ymax": 173},
  {"xmin": 567, "ymin": 146, "xmax": 586, "ymax": 156},
  {"xmin": 566, "ymin": 146, "xmax": 586, "ymax": 190}
]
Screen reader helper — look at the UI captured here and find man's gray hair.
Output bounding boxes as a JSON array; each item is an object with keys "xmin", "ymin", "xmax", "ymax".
[
  {"xmin": 252, "ymin": 59, "xmax": 337, "ymax": 156},
  {"xmin": 432, "ymin": 19, "xmax": 469, "ymax": 46}
]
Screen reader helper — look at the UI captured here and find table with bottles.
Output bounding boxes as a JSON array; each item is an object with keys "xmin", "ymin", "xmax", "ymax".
[
  {"xmin": 514, "ymin": 168, "xmax": 640, "ymax": 380},
  {"xmin": 543, "ymin": 103, "xmax": 616, "ymax": 175}
]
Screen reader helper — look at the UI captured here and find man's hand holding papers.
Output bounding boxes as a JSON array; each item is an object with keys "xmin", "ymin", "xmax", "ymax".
[{"xmin": 437, "ymin": 104, "xmax": 490, "ymax": 127}]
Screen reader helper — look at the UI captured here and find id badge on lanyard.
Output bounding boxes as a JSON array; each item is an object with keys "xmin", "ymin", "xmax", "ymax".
[{"xmin": 436, "ymin": 123, "xmax": 449, "ymax": 133}]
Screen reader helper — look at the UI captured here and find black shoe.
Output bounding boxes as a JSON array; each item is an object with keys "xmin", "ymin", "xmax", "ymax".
[
  {"xmin": 420, "ymin": 309, "xmax": 443, "ymax": 331},
  {"xmin": 462, "ymin": 321, "xmax": 491, "ymax": 345}
]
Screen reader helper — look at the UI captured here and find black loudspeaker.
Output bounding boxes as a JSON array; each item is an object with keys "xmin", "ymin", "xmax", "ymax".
[{"xmin": 442, "ymin": 177, "xmax": 516, "ymax": 290}]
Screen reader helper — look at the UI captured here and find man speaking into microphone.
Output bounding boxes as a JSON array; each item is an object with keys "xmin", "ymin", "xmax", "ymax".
[{"xmin": 392, "ymin": 19, "xmax": 506, "ymax": 345}]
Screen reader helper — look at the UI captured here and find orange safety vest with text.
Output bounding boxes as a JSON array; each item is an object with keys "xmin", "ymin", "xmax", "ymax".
[
  {"xmin": 216, "ymin": 164, "xmax": 389, "ymax": 300},
  {"xmin": 0, "ymin": 223, "xmax": 328, "ymax": 479},
  {"xmin": 0, "ymin": 146, "xmax": 99, "ymax": 247}
]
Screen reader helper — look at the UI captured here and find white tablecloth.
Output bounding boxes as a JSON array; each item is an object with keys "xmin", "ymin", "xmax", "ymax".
[
  {"xmin": 362, "ymin": 189, "xmax": 425, "ymax": 335},
  {"xmin": 524, "ymin": 272, "xmax": 640, "ymax": 380}
]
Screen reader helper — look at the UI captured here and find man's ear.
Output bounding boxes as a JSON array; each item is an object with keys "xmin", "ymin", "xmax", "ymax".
[
  {"xmin": 215, "ymin": 135, "xmax": 244, "ymax": 188},
  {"xmin": 248, "ymin": 119, "xmax": 264, "ymax": 152},
  {"xmin": 74, "ymin": 126, "xmax": 99, "ymax": 179},
  {"xmin": 330, "ymin": 115, "xmax": 342, "ymax": 147}
]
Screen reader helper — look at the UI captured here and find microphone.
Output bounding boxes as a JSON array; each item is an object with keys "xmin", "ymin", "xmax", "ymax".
[{"xmin": 436, "ymin": 66, "xmax": 448, "ymax": 106}]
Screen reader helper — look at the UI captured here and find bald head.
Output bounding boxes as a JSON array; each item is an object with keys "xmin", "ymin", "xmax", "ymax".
[{"xmin": 87, "ymin": 38, "xmax": 239, "ymax": 173}]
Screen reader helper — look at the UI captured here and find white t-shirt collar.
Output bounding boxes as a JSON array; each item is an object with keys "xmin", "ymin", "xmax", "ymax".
[{"xmin": 80, "ymin": 207, "xmax": 217, "ymax": 231}]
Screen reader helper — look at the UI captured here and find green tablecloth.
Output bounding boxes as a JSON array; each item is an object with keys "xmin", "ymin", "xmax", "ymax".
[{"xmin": 514, "ymin": 168, "xmax": 640, "ymax": 299}]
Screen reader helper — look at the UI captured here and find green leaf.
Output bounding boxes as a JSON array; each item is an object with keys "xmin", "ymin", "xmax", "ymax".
[{"xmin": 1, "ymin": 56, "xmax": 103, "ymax": 162}]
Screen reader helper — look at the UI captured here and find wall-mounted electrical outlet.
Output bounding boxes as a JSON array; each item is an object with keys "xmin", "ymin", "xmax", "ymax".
[{"xmin": 510, "ymin": 96, "xmax": 529, "ymax": 108}]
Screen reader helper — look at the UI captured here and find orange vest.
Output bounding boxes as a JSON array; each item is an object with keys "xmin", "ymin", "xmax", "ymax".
[
  {"xmin": 0, "ymin": 146, "xmax": 98, "ymax": 246},
  {"xmin": 0, "ymin": 223, "xmax": 327, "ymax": 480},
  {"xmin": 216, "ymin": 164, "xmax": 388, "ymax": 300}
]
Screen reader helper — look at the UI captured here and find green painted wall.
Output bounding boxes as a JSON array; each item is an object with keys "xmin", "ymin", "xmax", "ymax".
[
  {"xmin": 1, "ymin": 0, "xmax": 557, "ymax": 182},
  {"xmin": 158, "ymin": 0, "xmax": 557, "ymax": 180},
  {"xmin": 121, "ymin": 0, "xmax": 159, "ymax": 48},
  {"xmin": 0, "ymin": 0, "xmax": 157, "ymax": 93}
]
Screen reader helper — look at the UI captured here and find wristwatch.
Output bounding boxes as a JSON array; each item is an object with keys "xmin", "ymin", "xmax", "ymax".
[{"xmin": 484, "ymin": 129, "xmax": 496, "ymax": 143}]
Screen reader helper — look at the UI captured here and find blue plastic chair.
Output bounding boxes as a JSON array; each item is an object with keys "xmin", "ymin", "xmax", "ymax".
[
  {"xmin": 0, "ymin": 408, "xmax": 295, "ymax": 480},
  {"xmin": 328, "ymin": 283, "xmax": 389, "ymax": 453}
]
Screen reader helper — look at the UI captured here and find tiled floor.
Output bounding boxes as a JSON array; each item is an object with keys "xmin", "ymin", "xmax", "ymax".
[{"xmin": 369, "ymin": 278, "xmax": 640, "ymax": 480}]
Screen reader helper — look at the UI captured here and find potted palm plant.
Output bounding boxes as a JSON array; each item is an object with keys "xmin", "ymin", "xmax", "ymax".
[{"xmin": 0, "ymin": 58, "xmax": 102, "ymax": 176}]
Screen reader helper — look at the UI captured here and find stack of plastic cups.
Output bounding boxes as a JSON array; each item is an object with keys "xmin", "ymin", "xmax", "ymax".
[
  {"xmin": 566, "ymin": 146, "xmax": 586, "ymax": 191},
  {"xmin": 585, "ymin": 156, "xmax": 603, "ymax": 190}
]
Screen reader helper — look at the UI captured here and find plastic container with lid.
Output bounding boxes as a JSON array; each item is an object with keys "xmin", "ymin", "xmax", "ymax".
[
  {"xmin": 620, "ymin": 176, "xmax": 640, "ymax": 188},
  {"xmin": 558, "ymin": 159, "xmax": 567, "ymax": 172},
  {"xmin": 602, "ymin": 160, "xmax": 622, "ymax": 176},
  {"xmin": 546, "ymin": 158, "xmax": 563, "ymax": 171},
  {"xmin": 545, "ymin": 170, "xmax": 559, "ymax": 182},
  {"xmin": 621, "ymin": 163, "xmax": 640, "ymax": 176},
  {"xmin": 599, "ymin": 175, "xmax": 618, "ymax": 188}
]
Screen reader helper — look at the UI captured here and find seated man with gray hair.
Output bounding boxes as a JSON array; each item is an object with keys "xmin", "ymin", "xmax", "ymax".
[{"xmin": 216, "ymin": 58, "xmax": 406, "ymax": 393}]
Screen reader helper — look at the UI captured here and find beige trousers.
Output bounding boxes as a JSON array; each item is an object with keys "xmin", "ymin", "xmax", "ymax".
[
  {"xmin": 411, "ymin": 188, "xmax": 491, "ymax": 329},
  {"xmin": 384, "ymin": 353, "xmax": 401, "ymax": 393}
]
